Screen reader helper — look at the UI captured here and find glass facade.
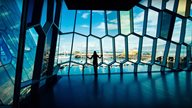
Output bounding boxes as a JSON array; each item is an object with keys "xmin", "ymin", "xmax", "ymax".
[
  {"xmin": 0, "ymin": 0, "xmax": 22, "ymax": 105},
  {"xmin": 0, "ymin": 0, "xmax": 191, "ymax": 106},
  {"xmin": 57, "ymin": 0, "xmax": 192, "ymax": 75}
]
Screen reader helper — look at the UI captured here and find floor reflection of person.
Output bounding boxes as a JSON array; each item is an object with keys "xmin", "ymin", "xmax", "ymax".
[{"xmin": 87, "ymin": 51, "xmax": 102, "ymax": 76}]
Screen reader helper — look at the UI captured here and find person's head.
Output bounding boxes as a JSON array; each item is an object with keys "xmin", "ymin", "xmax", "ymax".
[{"xmin": 93, "ymin": 51, "xmax": 97, "ymax": 55}]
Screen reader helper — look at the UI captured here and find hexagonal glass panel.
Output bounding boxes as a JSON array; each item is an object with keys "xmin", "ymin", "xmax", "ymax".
[
  {"xmin": 60, "ymin": 2, "xmax": 76, "ymax": 33},
  {"xmin": 184, "ymin": 19, "xmax": 192, "ymax": 45},
  {"xmin": 160, "ymin": 12, "xmax": 172, "ymax": 39},
  {"xmin": 115, "ymin": 35, "xmax": 125, "ymax": 62},
  {"xmin": 155, "ymin": 39, "xmax": 166, "ymax": 65},
  {"xmin": 146, "ymin": 9, "xmax": 159, "ymax": 37},
  {"xmin": 133, "ymin": 6, "xmax": 144, "ymax": 35},
  {"xmin": 92, "ymin": 10, "xmax": 105, "ymax": 37},
  {"xmin": 141, "ymin": 37, "xmax": 153, "ymax": 63},
  {"xmin": 179, "ymin": 45, "xmax": 187, "ymax": 69},
  {"xmin": 102, "ymin": 36, "xmax": 114, "ymax": 64},
  {"xmin": 120, "ymin": 11, "xmax": 131, "ymax": 35},
  {"xmin": 40, "ymin": 0, "xmax": 47, "ymax": 27},
  {"xmin": 75, "ymin": 10, "xmax": 90, "ymax": 35},
  {"xmin": 58, "ymin": 34, "xmax": 73, "ymax": 63},
  {"xmin": 177, "ymin": 0, "xmax": 187, "ymax": 16},
  {"xmin": 172, "ymin": 17, "xmax": 182, "ymax": 43},
  {"xmin": 107, "ymin": 11, "xmax": 118, "ymax": 36},
  {"xmin": 167, "ymin": 43, "xmax": 177, "ymax": 68},
  {"xmin": 71, "ymin": 34, "xmax": 86, "ymax": 64},
  {"xmin": 128, "ymin": 35, "xmax": 139, "ymax": 62},
  {"xmin": 88, "ymin": 36, "xmax": 101, "ymax": 64}
]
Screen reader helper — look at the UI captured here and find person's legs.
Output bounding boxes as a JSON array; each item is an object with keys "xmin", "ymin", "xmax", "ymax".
[{"xmin": 94, "ymin": 66, "xmax": 98, "ymax": 76}]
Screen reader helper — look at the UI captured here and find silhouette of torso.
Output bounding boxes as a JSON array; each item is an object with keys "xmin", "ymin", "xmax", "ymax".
[{"xmin": 92, "ymin": 54, "xmax": 99, "ymax": 66}]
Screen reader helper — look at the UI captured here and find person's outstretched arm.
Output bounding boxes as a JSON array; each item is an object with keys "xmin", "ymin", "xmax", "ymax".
[
  {"xmin": 98, "ymin": 55, "xmax": 103, "ymax": 59},
  {"xmin": 87, "ymin": 55, "xmax": 93, "ymax": 59}
]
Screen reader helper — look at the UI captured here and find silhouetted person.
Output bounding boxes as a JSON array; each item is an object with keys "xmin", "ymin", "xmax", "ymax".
[{"xmin": 87, "ymin": 51, "xmax": 102, "ymax": 76}]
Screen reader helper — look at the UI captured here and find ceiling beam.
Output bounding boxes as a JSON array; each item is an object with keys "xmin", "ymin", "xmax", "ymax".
[{"xmin": 64, "ymin": 0, "xmax": 141, "ymax": 10}]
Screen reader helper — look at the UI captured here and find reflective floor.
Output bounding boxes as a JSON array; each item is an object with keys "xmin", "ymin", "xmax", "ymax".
[{"xmin": 31, "ymin": 71, "xmax": 192, "ymax": 108}]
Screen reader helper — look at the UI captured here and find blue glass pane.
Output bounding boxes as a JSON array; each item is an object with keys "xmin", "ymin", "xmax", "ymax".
[
  {"xmin": 27, "ymin": 0, "xmax": 35, "ymax": 24},
  {"xmin": 107, "ymin": 11, "xmax": 118, "ymax": 36},
  {"xmin": 58, "ymin": 34, "xmax": 73, "ymax": 63},
  {"xmin": 160, "ymin": 12, "xmax": 172, "ymax": 39},
  {"xmin": 151, "ymin": 0, "xmax": 162, "ymax": 9},
  {"xmin": 69, "ymin": 64, "xmax": 83, "ymax": 75},
  {"xmin": 98, "ymin": 64, "xmax": 108, "ymax": 74},
  {"xmin": 41, "ymin": 28, "xmax": 53, "ymax": 74},
  {"xmin": 139, "ymin": 0, "xmax": 148, "ymax": 7},
  {"xmin": 115, "ymin": 36, "xmax": 125, "ymax": 62},
  {"xmin": 172, "ymin": 17, "xmax": 182, "ymax": 43},
  {"xmin": 71, "ymin": 34, "xmax": 86, "ymax": 64},
  {"xmin": 92, "ymin": 10, "xmax": 105, "ymax": 37},
  {"xmin": 41, "ymin": 0, "xmax": 47, "ymax": 26},
  {"xmin": 60, "ymin": 1, "xmax": 75, "ymax": 33},
  {"xmin": 0, "ymin": 67, "xmax": 14, "ymax": 105},
  {"xmin": 137, "ymin": 63, "xmax": 148, "ymax": 72},
  {"xmin": 84, "ymin": 65, "xmax": 94, "ymax": 74},
  {"xmin": 184, "ymin": 19, "xmax": 192, "ymax": 45},
  {"xmin": 4, "ymin": 64, "xmax": 15, "ymax": 82},
  {"xmin": 120, "ymin": 11, "xmax": 131, "ymax": 35},
  {"xmin": 102, "ymin": 36, "xmax": 114, "ymax": 64},
  {"xmin": 111, "ymin": 63, "xmax": 120, "ymax": 73},
  {"xmin": 166, "ymin": 0, "xmax": 175, "ymax": 11},
  {"xmin": 133, "ymin": 6, "xmax": 144, "ymax": 35},
  {"xmin": 58, "ymin": 64, "xmax": 69, "ymax": 75},
  {"xmin": 0, "ymin": 0, "xmax": 23, "ymax": 105},
  {"xmin": 0, "ymin": 38, "xmax": 12, "ymax": 65},
  {"xmin": 88, "ymin": 36, "xmax": 101, "ymax": 64},
  {"xmin": 22, "ymin": 28, "xmax": 38, "ymax": 82},
  {"xmin": 123, "ymin": 62, "xmax": 134, "ymax": 72},
  {"xmin": 75, "ymin": 10, "xmax": 90, "ymax": 35}
]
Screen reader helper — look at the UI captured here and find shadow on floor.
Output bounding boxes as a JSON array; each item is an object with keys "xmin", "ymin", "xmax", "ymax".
[{"xmin": 22, "ymin": 71, "xmax": 192, "ymax": 108}]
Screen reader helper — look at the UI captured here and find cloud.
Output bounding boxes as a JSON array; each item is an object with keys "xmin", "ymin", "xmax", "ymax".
[
  {"xmin": 107, "ymin": 11, "xmax": 112, "ymax": 14},
  {"xmin": 120, "ymin": 11, "xmax": 131, "ymax": 34},
  {"xmin": 96, "ymin": 11, "xmax": 131, "ymax": 33},
  {"xmin": 81, "ymin": 24, "xmax": 89, "ymax": 28},
  {"xmin": 109, "ymin": 19, "xmax": 117, "ymax": 24},
  {"xmin": 96, "ymin": 22, "xmax": 118, "ymax": 30},
  {"xmin": 134, "ymin": 11, "xmax": 144, "ymax": 24},
  {"xmin": 147, "ymin": 10, "xmax": 158, "ymax": 26},
  {"xmin": 108, "ymin": 23, "xmax": 118, "ymax": 30},
  {"xmin": 96, "ymin": 22, "xmax": 105, "ymax": 30},
  {"xmin": 81, "ymin": 13, "xmax": 89, "ymax": 19}
]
